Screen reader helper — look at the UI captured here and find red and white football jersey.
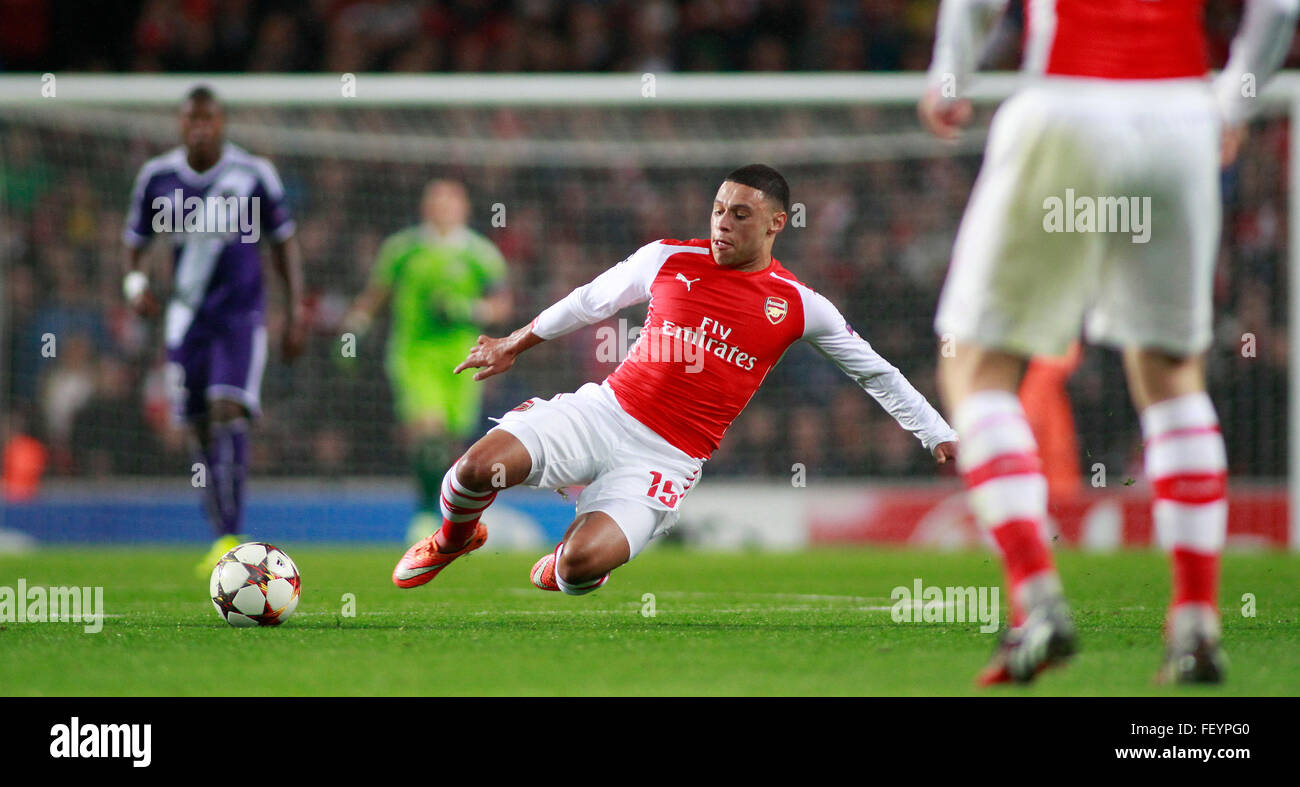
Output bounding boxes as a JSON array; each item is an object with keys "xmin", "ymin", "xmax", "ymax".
[
  {"xmin": 532, "ymin": 239, "xmax": 955, "ymax": 460},
  {"xmin": 929, "ymin": 0, "xmax": 1299, "ymax": 137},
  {"xmin": 1028, "ymin": 0, "xmax": 1208, "ymax": 80}
]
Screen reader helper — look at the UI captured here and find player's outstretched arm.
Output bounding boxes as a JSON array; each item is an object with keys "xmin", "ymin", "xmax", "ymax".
[
  {"xmin": 454, "ymin": 240, "xmax": 667, "ymax": 383},
  {"xmin": 801, "ymin": 290, "xmax": 958, "ymax": 465}
]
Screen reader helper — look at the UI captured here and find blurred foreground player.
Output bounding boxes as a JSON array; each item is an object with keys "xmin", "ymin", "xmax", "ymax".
[
  {"xmin": 920, "ymin": 0, "xmax": 1299, "ymax": 684},
  {"xmin": 343, "ymin": 180, "xmax": 510, "ymax": 545},
  {"xmin": 123, "ymin": 86, "xmax": 306, "ymax": 576},
  {"xmin": 392, "ymin": 165, "xmax": 958, "ymax": 595}
]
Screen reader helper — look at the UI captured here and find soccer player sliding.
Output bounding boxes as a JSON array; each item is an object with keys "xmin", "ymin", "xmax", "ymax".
[
  {"xmin": 122, "ymin": 86, "xmax": 307, "ymax": 576},
  {"xmin": 918, "ymin": 0, "xmax": 1299, "ymax": 684},
  {"xmin": 393, "ymin": 165, "xmax": 958, "ymax": 597}
]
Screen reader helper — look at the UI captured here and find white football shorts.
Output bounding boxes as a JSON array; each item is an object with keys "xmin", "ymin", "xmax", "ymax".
[
  {"xmin": 935, "ymin": 77, "xmax": 1222, "ymax": 358},
  {"xmin": 489, "ymin": 381, "xmax": 703, "ymax": 559}
]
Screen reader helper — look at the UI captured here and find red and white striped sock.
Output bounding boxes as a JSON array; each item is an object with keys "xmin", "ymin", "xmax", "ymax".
[
  {"xmin": 553, "ymin": 543, "xmax": 609, "ymax": 596},
  {"xmin": 955, "ymin": 390, "xmax": 1061, "ymax": 627},
  {"xmin": 435, "ymin": 461, "xmax": 497, "ymax": 551},
  {"xmin": 1141, "ymin": 392, "xmax": 1226, "ymax": 635}
]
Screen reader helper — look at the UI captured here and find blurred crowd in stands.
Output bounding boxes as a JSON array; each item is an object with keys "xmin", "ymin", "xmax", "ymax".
[
  {"xmin": 2, "ymin": 1, "xmax": 1296, "ymax": 75},
  {"xmin": 0, "ymin": 1, "xmax": 1291, "ymax": 495}
]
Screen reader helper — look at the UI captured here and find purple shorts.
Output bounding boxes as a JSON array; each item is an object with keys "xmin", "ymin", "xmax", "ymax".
[{"xmin": 166, "ymin": 313, "xmax": 267, "ymax": 422}]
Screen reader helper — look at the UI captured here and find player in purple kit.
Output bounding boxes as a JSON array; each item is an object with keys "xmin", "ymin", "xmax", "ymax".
[{"xmin": 122, "ymin": 86, "xmax": 306, "ymax": 575}]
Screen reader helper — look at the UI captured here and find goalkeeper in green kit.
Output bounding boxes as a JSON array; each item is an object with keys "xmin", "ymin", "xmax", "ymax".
[{"xmin": 344, "ymin": 180, "xmax": 511, "ymax": 543}]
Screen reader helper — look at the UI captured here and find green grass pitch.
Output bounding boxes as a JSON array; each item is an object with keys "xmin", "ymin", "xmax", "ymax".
[{"xmin": 1, "ymin": 545, "xmax": 1296, "ymax": 696}]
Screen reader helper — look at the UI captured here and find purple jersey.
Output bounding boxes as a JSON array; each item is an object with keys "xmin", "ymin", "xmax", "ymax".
[{"xmin": 124, "ymin": 143, "xmax": 295, "ymax": 349}]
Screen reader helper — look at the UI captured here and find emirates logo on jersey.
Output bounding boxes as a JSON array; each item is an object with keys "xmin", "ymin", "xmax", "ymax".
[{"xmin": 764, "ymin": 297, "xmax": 788, "ymax": 325}]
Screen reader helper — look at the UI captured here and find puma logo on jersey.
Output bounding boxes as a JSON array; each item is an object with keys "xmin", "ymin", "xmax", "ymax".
[{"xmin": 675, "ymin": 273, "xmax": 700, "ymax": 291}]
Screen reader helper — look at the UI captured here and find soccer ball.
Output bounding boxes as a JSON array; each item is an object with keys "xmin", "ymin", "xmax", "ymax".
[{"xmin": 209, "ymin": 542, "xmax": 301, "ymax": 627}]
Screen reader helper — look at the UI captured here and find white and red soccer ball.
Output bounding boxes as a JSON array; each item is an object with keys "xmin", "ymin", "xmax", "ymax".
[{"xmin": 210, "ymin": 542, "xmax": 301, "ymax": 627}]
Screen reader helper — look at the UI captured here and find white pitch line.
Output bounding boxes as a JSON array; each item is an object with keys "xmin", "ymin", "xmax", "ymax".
[
  {"xmin": 644, "ymin": 591, "xmax": 893, "ymax": 603},
  {"xmin": 500, "ymin": 589, "xmax": 891, "ymax": 603},
  {"xmin": 471, "ymin": 606, "xmax": 905, "ymax": 615}
]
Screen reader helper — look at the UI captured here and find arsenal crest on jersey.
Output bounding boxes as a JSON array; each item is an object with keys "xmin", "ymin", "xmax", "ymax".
[{"xmin": 763, "ymin": 296, "xmax": 788, "ymax": 325}]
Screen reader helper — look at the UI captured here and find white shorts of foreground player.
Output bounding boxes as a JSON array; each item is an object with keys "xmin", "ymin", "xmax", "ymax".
[
  {"xmin": 490, "ymin": 380, "xmax": 703, "ymax": 559},
  {"xmin": 935, "ymin": 77, "xmax": 1220, "ymax": 359}
]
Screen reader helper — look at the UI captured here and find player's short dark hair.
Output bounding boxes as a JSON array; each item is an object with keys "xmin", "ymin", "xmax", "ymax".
[
  {"xmin": 183, "ymin": 84, "xmax": 219, "ymax": 107},
  {"xmin": 724, "ymin": 164, "xmax": 789, "ymax": 213}
]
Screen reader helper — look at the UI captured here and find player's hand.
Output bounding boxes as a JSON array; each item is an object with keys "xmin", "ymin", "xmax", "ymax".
[
  {"xmin": 340, "ymin": 309, "xmax": 371, "ymax": 339},
  {"xmin": 918, "ymin": 87, "xmax": 972, "ymax": 142},
  {"xmin": 282, "ymin": 306, "xmax": 308, "ymax": 363},
  {"xmin": 932, "ymin": 440, "xmax": 958, "ymax": 465},
  {"xmin": 123, "ymin": 271, "xmax": 160, "ymax": 318},
  {"xmin": 128, "ymin": 290, "xmax": 160, "ymax": 319},
  {"xmin": 454, "ymin": 334, "xmax": 517, "ymax": 381},
  {"xmin": 1221, "ymin": 124, "xmax": 1247, "ymax": 167}
]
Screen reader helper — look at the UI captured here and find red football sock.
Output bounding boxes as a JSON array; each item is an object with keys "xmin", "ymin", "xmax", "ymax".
[
  {"xmin": 1170, "ymin": 547, "xmax": 1219, "ymax": 608},
  {"xmin": 435, "ymin": 463, "xmax": 497, "ymax": 550},
  {"xmin": 989, "ymin": 518, "xmax": 1056, "ymax": 624},
  {"xmin": 955, "ymin": 391, "xmax": 1059, "ymax": 627},
  {"xmin": 1140, "ymin": 393, "xmax": 1226, "ymax": 620}
]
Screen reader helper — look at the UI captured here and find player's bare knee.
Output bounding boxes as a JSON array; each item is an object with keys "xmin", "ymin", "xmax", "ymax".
[
  {"xmin": 936, "ymin": 353, "xmax": 962, "ymax": 411},
  {"xmin": 1124, "ymin": 348, "xmax": 1206, "ymax": 409},
  {"xmin": 454, "ymin": 446, "xmax": 506, "ymax": 492},
  {"xmin": 937, "ymin": 350, "xmax": 979, "ymax": 410},
  {"xmin": 557, "ymin": 542, "xmax": 604, "ymax": 584},
  {"xmin": 453, "ymin": 455, "xmax": 491, "ymax": 491},
  {"xmin": 941, "ymin": 344, "xmax": 1025, "ymax": 407},
  {"xmin": 209, "ymin": 399, "xmax": 247, "ymax": 424},
  {"xmin": 456, "ymin": 431, "xmax": 530, "ymax": 491}
]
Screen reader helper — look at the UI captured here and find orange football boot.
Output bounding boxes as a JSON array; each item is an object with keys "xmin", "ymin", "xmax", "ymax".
[
  {"xmin": 530, "ymin": 550, "xmax": 561, "ymax": 591},
  {"xmin": 392, "ymin": 522, "xmax": 488, "ymax": 588}
]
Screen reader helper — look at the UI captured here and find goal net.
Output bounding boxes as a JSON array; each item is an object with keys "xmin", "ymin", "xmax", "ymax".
[{"xmin": 0, "ymin": 74, "xmax": 1292, "ymax": 548}]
